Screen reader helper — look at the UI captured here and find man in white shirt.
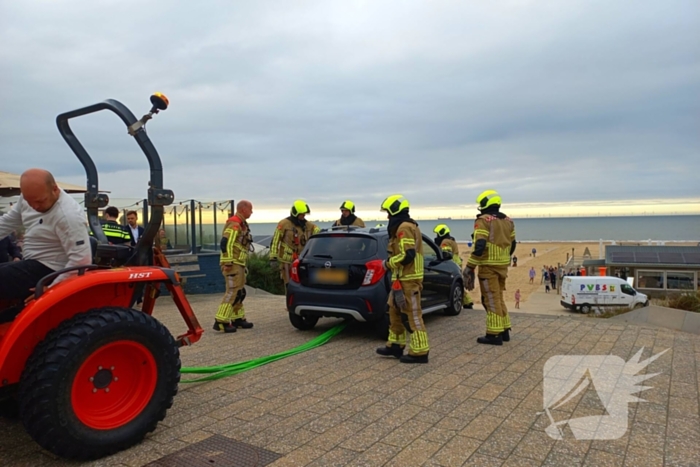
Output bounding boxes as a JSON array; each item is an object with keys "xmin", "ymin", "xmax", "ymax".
[
  {"xmin": 0, "ymin": 169, "xmax": 92, "ymax": 301},
  {"xmin": 126, "ymin": 209, "xmax": 145, "ymax": 246}
]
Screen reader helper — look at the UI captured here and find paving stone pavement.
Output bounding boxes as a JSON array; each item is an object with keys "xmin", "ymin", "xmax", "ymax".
[{"xmin": 1, "ymin": 293, "xmax": 699, "ymax": 467}]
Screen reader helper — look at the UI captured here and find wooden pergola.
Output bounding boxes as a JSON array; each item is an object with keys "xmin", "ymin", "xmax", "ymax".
[{"xmin": 0, "ymin": 171, "xmax": 87, "ymax": 197}]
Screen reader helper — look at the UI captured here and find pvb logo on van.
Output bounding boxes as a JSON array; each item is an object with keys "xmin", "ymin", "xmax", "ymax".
[
  {"xmin": 579, "ymin": 284, "xmax": 614, "ymax": 292},
  {"xmin": 540, "ymin": 348, "xmax": 667, "ymax": 440}
]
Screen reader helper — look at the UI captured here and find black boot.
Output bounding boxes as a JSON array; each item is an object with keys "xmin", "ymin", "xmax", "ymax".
[
  {"xmin": 477, "ymin": 333, "xmax": 503, "ymax": 346},
  {"xmin": 501, "ymin": 329, "xmax": 511, "ymax": 342},
  {"xmin": 400, "ymin": 352, "xmax": 429, "ymax": 364},
  {"xmin": 376, "ymin": 344, "xmax": 404, "ymax": 359},
  {"xmin": 213, "ymin": 320, "xmax": 237, "ymax": 333},
  {"xmin": 464, "ymin": 303, "xmax": 474, "ymax": 309},
  {"xmin": 233, "ymin": 318, "xmax": 254, "ymax": 329}
]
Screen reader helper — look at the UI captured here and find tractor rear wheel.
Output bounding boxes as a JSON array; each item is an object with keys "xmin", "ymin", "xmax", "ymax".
[{"xmin": 18, "ymin": 307, "xmax": 180, "ymax": 460}]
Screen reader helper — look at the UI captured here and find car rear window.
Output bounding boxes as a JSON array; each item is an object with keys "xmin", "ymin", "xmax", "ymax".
[{"xmin": 303, "ymin": 235, "xmax": 378, "ymax": 261}]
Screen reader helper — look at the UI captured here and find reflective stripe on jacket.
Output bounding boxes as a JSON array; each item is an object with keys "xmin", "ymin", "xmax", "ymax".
[
  {"xmin": 467, "ymin": 214, "xmax": 516, "ymax": 268},
  {"xmin": 387, "ymin": 221, "xmax": 424, "ymax": 281},
  {"xmin": 101, "ymin": 221, "xmax": 131, "ymax": 244},
  {"xmin": 269, "ymin": 218, "xmax": 320, "ymax": 263},
  {"xmin": 220, "ymin": 213, "xmax": 253, "ymax": 265},
  {"xmin": 440, "ymin": 237, "xmax": 462, "ymax": 267}
]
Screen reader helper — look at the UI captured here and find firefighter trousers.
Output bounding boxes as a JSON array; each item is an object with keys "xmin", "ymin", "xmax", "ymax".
[
  {"xmin": 386, "ymin": 279, "xmax": 429, "ymax": 356},
  {"xmin": 279, "ymin": 262, "xmax": 291, "ymax": 287},
  {"xmin": 478, "ymin": 265, "xmax": 511, "ymax": 335},
  {"xmin": 216, "ymin": 264, "xmax": 247, "ymax": 322}
]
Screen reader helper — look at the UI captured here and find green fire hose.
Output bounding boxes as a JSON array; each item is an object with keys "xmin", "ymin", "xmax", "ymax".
[{"xmin": 180, "ymin": 323, "xmax": 346, "ymax": 383}]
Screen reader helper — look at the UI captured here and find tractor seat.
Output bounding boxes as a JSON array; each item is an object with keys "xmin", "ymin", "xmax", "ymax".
[{"xmin": 90, "ymin": 237, "xmax": 133, "ymax": 266}]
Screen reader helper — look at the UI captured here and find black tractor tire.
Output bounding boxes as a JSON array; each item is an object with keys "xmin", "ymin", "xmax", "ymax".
[
  {"xmin": 444, "ymin": 280, "xmax": 464, "ymax": 316},
  {"xmin": 289, "ymin": 312, "xmax": 319, "ymax": 331},
  {"xmin": 372, "ymin": 312, "xmax": 390, "ymax": 340},
  {"xmin": 18, "ymin": 307, "xmax": 180, "ymax": 460},
  {"xmin": 579, "ymin": 303, "xmax": 592, "ymax": 314}
]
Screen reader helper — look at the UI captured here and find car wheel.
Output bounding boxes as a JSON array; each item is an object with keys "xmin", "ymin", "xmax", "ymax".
[
  {"xmin": 18, "ymin": 307, "xmax": 180, "ymax": 460},
  {"xmin": 444, "ymin": 280, "xmax": 463, "ymax": 316},
  {"xmin": 579, "ymin": 303, "xmax": 592, "ymax": 314},
  {"xmin": 288, "ymin": 312, "xmax": 319, "ymax": 331},
  {"xmin": 372, "ymin": 312, "xmax": 389, "ymax": 340}
]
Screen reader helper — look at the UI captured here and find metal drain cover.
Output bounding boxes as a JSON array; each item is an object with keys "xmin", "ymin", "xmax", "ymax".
[{"xmin": 146, "ymin": 434, "xmax": 282, "ymax": 467}]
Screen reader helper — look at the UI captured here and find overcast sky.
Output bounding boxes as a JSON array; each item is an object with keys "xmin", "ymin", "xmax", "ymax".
[{"xmin": 1, "ymin": 0, "xmax": 699, "ymax": 221}]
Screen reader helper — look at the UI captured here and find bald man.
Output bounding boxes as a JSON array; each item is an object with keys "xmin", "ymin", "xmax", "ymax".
[{"xmin": 0, "ymin": 169, "xmax": 92, "ymax": 303}]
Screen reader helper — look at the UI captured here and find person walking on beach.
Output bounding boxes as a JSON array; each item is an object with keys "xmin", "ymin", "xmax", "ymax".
[
  {"xmin": 550, "ymin": 268, "xmax": 557, "ymax": 290},
  {"xmin": 529, "ymin": 267, "xmax": 536, "ymax": 284},
  {"xmin": 515, "ymin": 289, "xmax": 521, "ymax": 309},
  {"xmin": 541, "ymin": 266, "xmax": 546, "ymax": 284},
  {"xmin": 464, "ymin": 190, "xmax": 516, "ymax": 346},
  {"xmin": 433, "ymin": 224, "xmax": 474, "ymax": 309},
  {"xmin": 332, "ymin": 200, "xmax": 365, "ymax": 228},
  {"xmin": 376, "ymin": 195, "xmax": 429, "ymax": 363},
  {"xmin": 532, "ymin": 247, "xmax": 537, "ymax": 258},
  {"xmin": 269, "ymin": 200, "xmax": 320, "ymax": 289},
  {"xmin": 512, "ymin": 255, "xmax": 518, "ymax": 267},
  {"xmin": 214, "ymin": 200, "xmax": 254, "ymax": 333}
]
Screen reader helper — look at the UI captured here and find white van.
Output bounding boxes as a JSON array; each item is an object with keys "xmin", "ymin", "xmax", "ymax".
[{"xmin": 561, "ymin": 276, "xmax": 649, "ymax": 314}]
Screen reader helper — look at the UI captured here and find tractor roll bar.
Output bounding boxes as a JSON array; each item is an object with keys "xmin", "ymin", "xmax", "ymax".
[{"xmin": 55, "ymin": 97, "xmax": 174, "ymax": 267}]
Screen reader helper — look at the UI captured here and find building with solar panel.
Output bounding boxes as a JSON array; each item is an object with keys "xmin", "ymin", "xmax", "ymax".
[{"xmin": 583, "ymin": 245, "xmax": 700, "ymax": 296}]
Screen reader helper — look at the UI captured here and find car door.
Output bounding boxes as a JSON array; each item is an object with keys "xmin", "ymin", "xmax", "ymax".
[
  {"xmin": 619, "ymin": 283, "xmax": 636, "ymax": 308},
  {"xmin": 421, "ymin": 237, "xmax": 452, "ymax": 307}
]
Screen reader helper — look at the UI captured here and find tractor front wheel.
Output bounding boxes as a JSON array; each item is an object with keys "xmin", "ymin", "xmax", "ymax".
[{"xmin": 18, "ymin": 307, "xmax": 180, "ymax": 460}]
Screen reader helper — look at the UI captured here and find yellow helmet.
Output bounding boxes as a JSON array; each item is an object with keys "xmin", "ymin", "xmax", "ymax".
[
  {"xmin": 380, "ymin": 195, "xmax": 410, "ymax": 216},
  {"xmin": 339, "ymin": 200, "xmax": 355, "ymax": 213},
  {"xmin": 476, "ymin": 190, "xmax": 501, "ymax": 210},
  {"xmin": 433, "ymin": 224, "xmax": 450, "ymax": 237},
  {"xmin": 291, "ymin": 200, "xmax": 311, "ymax": 216}
]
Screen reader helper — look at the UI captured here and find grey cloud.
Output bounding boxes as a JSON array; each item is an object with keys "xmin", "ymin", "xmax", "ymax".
[{"xmin": 1, "ymin": 0, "xmax": 699, "ymax": 214}]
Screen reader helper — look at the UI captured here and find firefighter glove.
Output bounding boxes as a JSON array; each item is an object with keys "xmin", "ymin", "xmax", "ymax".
[{"xmin": 464, "ymin": 267, "xmax": 476, "ymax": 291}]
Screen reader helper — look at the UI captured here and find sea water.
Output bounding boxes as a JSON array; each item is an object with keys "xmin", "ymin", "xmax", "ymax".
[{"xmin": 167, "ymin": 215, "xmax": 700, "ymax": 245}]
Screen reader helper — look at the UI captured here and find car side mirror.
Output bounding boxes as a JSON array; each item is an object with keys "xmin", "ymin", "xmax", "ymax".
[{"xmin": 441, "ymin": 251, "xmax": 453, "ymax": 261}]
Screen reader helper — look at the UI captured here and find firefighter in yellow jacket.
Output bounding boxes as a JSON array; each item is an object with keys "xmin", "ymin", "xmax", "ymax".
[
  {"xmin": 214, "ymin": 200, "xmax": 254, "ymax": 333},
  {"xmin": 332, "ymin": 200, "xmax": 366, "ymax": 228},
  {"xmin": 376, "ymin": 195, "xmax": 429, "ymax": 364},
  {"xmin": 433, "ymin": 224, "xmax": 474, "ymax": 309},
  {"xmin": 464, "ymin": 190, "xmax": 516, "ymax": 345},
  {"xmin": 269, "ymin": 200, "xmax": 320, "ymax": 287}
]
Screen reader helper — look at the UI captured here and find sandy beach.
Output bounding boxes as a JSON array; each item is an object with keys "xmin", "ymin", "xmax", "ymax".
[{"xmin": 457, "ymin": 240, "xmax": 698, "ymax": 311}]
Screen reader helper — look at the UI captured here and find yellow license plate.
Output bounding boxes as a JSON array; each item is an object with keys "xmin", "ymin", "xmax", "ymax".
[{"xmin": 315, "ymin": 269, "xmax": 348, "ymax": 284}]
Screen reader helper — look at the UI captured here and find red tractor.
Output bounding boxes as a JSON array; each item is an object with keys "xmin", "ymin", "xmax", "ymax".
[{"xmin": 0, "ymin": 94, "xmax": 203, "ymax": 459}]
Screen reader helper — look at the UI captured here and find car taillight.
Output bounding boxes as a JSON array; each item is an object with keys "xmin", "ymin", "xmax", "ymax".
[
  {"xmin": 362, "ymin": 259, "xmax": 386, "ymax": 286},
  {"xmin": 290, "ymin": 259, "xmax": 300, "ymax": 283}
]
